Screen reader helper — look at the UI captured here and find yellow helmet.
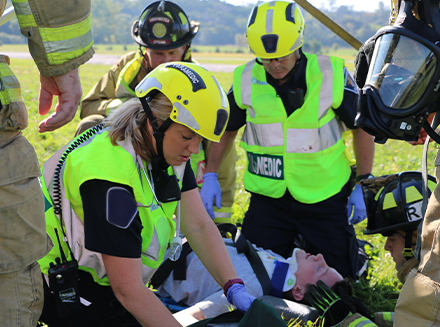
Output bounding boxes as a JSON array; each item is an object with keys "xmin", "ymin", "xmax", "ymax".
[
  {"xmin": 246, "ymin": 0, "xmax": 305, "ymax": 59},
  {"xmin": 390, "ymin": 0, "xmax": 400, "ymax": 25},
  {"xmin": 135, "ymin": 62, "xmax": 229, "ymax": 142}
]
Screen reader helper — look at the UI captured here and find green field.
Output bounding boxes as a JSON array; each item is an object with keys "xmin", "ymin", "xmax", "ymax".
[
  {"xmin": 10, "ymin": 45, "xmax": 439, "ymax": 320},
  {"xmin": 1, "ymin": 43, "xmax": 357, "ymax": 69}
]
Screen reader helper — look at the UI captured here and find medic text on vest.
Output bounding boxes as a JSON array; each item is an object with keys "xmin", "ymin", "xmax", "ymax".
[{"xmin": 247, "ymin": 153, "xmax": 284, "ymax": 180}]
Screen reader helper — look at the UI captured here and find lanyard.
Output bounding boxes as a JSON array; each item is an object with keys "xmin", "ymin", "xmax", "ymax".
[{"xmin": 136, "ymin": 155, "xmax": 182, "ymax": 261}]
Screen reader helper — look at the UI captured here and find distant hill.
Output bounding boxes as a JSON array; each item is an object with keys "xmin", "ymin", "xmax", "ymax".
[{"xmin": 0, "ymin": 0, "xmax": 391, "ymax": 50}]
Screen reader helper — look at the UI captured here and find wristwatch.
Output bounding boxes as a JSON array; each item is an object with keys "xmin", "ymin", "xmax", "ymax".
[{"xmin": 223, "ymin": 278, "xmax": 245, "ymax": 296}]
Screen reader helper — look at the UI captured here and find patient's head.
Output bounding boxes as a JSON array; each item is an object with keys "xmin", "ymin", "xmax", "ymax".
[{"xmin": 282, "ymin": 249, "xmax": 343, "ymax": 301}]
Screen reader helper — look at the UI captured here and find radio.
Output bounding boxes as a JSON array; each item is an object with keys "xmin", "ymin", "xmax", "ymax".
[{"xmin": 48, "ymin": 257, "xmax": 81, "ymax": 317}]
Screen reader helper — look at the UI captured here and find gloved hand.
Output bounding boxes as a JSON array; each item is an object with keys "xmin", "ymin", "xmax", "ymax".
[
  {"xmin": 200, "ymin": 172, "xmax": 222, "ymax": 219},
  {"xmin": 347, "ymin": 184, "xmax": 367, "ymax": 225},
  {"xmin": 305, "ymin": 280, "xmax": 352, "ymax": 327},
  {"xmin": 226, "ymin": 283, "xmax": 256, "ymax": 313}
]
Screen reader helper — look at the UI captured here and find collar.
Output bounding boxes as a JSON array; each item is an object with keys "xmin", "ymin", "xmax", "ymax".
[
  {"xmin": 397, "ymin": 257, "xmax": 419, "ymax": 283},
  {"xmin": 257, "ymin": 248, "xmax": 299, "ymax": 297}
]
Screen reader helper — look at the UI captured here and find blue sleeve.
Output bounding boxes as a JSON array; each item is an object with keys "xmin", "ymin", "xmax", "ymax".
[
  {"xmin": 334, "ymin": 67, "xmax": 359, "ymax": 130},
  {"xmin": 226, "ymin": 87, "xmax": 247, "ymax": 132}
]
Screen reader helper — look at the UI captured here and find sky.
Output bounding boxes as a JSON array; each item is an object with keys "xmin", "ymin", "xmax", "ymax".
[{"xmin": 223, "ymin": 0, "xmax": 389, "ymax": 13}]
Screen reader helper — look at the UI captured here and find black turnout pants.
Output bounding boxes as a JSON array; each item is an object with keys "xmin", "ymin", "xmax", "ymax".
[
  {"xmin": 39, "ymin": 270, "xmax": 141, "ymax": 327},
  {"xmin": 241, "ymin": 187, "xmax": 359, "ymax": 279}
]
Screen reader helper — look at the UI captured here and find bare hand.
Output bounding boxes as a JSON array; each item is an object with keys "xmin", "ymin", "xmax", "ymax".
[
  {"xmin": 407, "ymin": 129, "xmax": 431, "ymax": 145},
  {"xmin": 38, "ymin": 68, "xmax": 82, "ymax": 133},
  {"xmin": 407, "ymin": 113, "xmax": 435, "ymax": 146}
]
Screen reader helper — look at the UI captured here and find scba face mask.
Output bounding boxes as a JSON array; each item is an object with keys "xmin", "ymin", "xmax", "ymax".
[{"xmin": 356, "ymin": 0, "xmax": 440, "ymax": 144}]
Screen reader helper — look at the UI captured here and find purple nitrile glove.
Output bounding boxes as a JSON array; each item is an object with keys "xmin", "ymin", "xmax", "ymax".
[
  {"xmin": 226, "ymin": 283, "xmax": 256, "ymax": 313},
  {"xmin": 200, "ymin": 172, "xmax": 222, "ymax": 219},
  {"xmin": 347, "ymin": 184, "xmax": 367, "ymax": 225}
]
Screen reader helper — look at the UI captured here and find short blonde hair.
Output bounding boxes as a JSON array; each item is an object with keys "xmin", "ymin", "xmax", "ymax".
[{"xmin": 104, "ymin": 94, "xmax": 173, "ymax": 162}]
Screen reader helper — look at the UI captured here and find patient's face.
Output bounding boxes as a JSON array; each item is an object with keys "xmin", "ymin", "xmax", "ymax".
[{"xmin": 294, "ymin": 249, "xmax": 343, "ymax": 290}]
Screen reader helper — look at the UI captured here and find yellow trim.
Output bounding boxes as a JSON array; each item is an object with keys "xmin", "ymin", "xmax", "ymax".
[
  {"xmin": 429, "ymin": 180, "xmax": 437, "ymax": 192},
  {"xmin": 0, "ymin": 63, "xmax": 22, "ymax": 104},
  {"xmin": 40, "ymin": 14, "xmax": 92, "ymax": 42},
  {"xmin": 405, "ymin": 185, "xmax": 422, "ymax": 203},
  {"xmin": 12, "ymin": 0, "xmax": 37, "ymax": 28},
  {"xmin": 213, "ymin": 206, "xmax": 232, "ymax": 224},
  {"xmin": 383, "ymin": 192, "xmax": 397, "ymax": 210},
  {"xmin": 40, "ymin": 14, "xmax": 93, "ymax": 65}
]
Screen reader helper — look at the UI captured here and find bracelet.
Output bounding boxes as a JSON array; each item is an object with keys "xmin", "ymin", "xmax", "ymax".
[
  {"xmin": 356, "ymin": 173, "xmax": 374, "ymax": 183},
  {"xmin": 223, "ymin": 278, "xmax": 244, "ymax": 296}
]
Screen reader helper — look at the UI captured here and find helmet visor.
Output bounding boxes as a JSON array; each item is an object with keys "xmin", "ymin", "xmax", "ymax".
[{"xmin": 366, "ymin": 33, "xmax": 438, "ymax": 110}]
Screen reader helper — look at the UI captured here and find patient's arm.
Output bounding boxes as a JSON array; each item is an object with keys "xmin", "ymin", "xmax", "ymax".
[{"xmin": 173, "ymin": 306, "xmax": 206, "ymax": 326}]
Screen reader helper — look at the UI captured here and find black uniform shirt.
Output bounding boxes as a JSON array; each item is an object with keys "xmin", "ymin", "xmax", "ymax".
[
  {"xmin": 82, "ymin": 161, "xmax": 197, "ymax": 258},
  {"xmin": 226, "ymin": 53, "xmax": 359, "ymax": 131}
]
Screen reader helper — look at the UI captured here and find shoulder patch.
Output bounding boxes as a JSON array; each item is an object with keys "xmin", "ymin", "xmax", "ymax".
[
  {"xmin": 344, "ymin": 67, "xmax": 358, "ymax": 95},
  {"xmin": 106, "ymin": 187, "xmax": 138, "ymax": 229}
]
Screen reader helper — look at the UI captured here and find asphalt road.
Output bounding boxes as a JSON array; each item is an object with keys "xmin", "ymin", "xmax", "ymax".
[{"xmin": 7, "ymin": 51, "xmax": 237, "ymax": 73}]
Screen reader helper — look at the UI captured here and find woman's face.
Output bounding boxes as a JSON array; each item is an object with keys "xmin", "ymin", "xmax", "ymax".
[{"xmin": 160, "ymin": 122, "xmax": 202, "ymax": 166}]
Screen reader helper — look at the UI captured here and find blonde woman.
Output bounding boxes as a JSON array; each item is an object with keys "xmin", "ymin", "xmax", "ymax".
[{"xmin": 38, "ymin": 62, "xmax": 254, "ymax": 327}]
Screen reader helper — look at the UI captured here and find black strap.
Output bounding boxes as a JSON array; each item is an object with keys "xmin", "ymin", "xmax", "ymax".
[
  {"xmin": 139, "ymin": 96, "xmax": 172, "ymax": 159},
  {"xmin": 173, "ymin": 242, "xmax": 189, "ymax": 280},
  {"xmin": 217, "ymin": 223, "xmax": 272, "ymax": 295},
  {"xmin": 403, "ymin": 229, "xmax": 415, "ymax": 259},
  {"xmin": 151, "ymin": 223, "xmax": 272, "ymax": 296},
  {"xmin": 149, "ymin": 242, "xmax": 192, "ymax": 289}
]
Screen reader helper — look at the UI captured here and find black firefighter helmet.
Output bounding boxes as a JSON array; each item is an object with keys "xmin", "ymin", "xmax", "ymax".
[
  {"xmin": 363, "ymin": 171, "xmax": 437, "ymax": 236},
  {"xmin": 131, "ymin": 0, "xmax": 199, "ymax": 50}
]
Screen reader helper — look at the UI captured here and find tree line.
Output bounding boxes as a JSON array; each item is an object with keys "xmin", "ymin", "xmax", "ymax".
[{"xmin": 0, "ymin": 0, "xmax": 391, "ymax": 50}]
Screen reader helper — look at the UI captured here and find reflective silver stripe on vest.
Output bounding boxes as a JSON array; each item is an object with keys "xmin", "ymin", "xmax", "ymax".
[
  {"xmin": 240, "ymin": 61, "xmax": 254, "ymax": 110},
  {"xmin": 286, "ymin": 116, "xmax": 342, "ymax": 153},
  {"xmin": 242, "ymin": 121, "xmax": 284, "ymax": 147},
  {"xmin": 239, "ymin": 56, "xmax": 342, "ymax": 151},
  {"xmin": 143, "ymin": 227, "xmax": 160, "ymax": 262},
  {"xmin": 214, "ymin": 211, "xmax": 232, "ymax": 218},
  {"xmin": 316, "ymin": 55, "xmax": 334, "ymax": 119},
  {"xmin": 240, "ymin": 55, "xmax": 334, "ymax": 120}
]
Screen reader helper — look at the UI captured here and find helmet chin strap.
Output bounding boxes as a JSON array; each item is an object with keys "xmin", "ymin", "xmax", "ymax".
[
  {"xmin": 423, "ymin": 115, "xmax": 440, "ymax": 144},
  {"xmin": 139, "ymin": 47, "xmax": 151, "ymax": 75},
  {"xmin": 402, "ymin": 230, "xmax": 415, "ymax": 258},
  {"xmin": 139, "ymin": 96, "xmax": 172, "ymax": 163}
]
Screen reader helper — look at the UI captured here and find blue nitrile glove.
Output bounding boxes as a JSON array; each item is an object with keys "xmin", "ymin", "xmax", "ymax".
[
  {"xmin": 200, "ymin": 172, "xmax": 222, "ymax": 219},
  {"xmin": 226, "ymin": 283, "xmax": 256, "ymax": 313},
  {"xmin": 347, "ymin": 184, "xmax": 367, "ymax": 225}
]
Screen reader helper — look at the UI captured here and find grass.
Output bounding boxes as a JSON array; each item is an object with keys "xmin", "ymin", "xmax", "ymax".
[
  {"xmin": 12, "ymin": 46, "xmax": 438, "ymax": 324},
  {"xmin": 2, "ymin": 43, "xmax": 358, "ymax": 70}
]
